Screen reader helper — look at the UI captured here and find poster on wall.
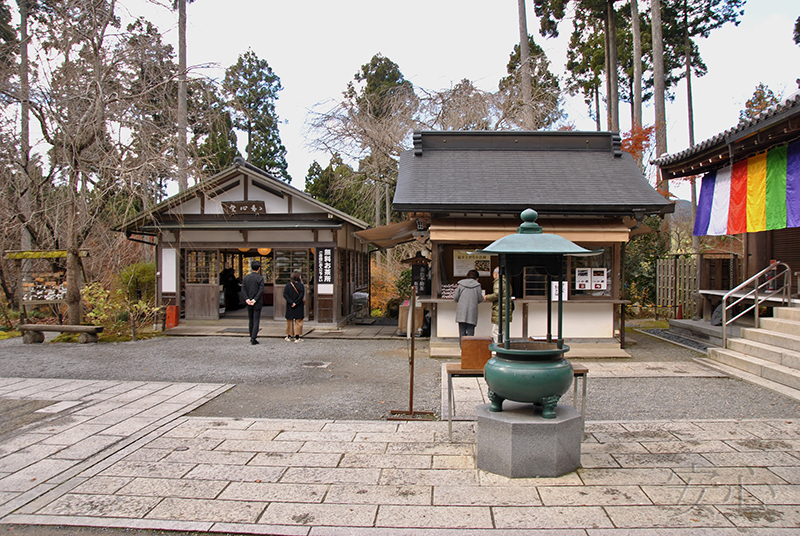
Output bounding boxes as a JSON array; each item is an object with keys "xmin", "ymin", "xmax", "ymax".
[
  {"xmin": 575, "ymin": 268, "xmax": 591, "ymax": 290},
  {"xmin": 453, "ymin": 250, "xmax": 491, "ymax": 277},
  {"xmin": 592, "ymin": 268, "xmax": 608, "ymax": 290}
]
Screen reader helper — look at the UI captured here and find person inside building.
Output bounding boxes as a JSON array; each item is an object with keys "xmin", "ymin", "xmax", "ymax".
[
  {"xmin": 454, "ymin": 269, "xmax": 483, "ymax": 343},
  {"xmin": 284, "ymin": 270, "xmax": 305, "ymax": 342}
]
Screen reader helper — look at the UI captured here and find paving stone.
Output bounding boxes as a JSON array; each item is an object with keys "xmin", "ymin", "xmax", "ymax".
[
  {"xmin": 70, "ymin": 476, "xmax": 133, "ymax": 495},
  {"xmin": 580, "ymin": 453, "xmax": 621, "ymax": 469},
  {"xmin": 280, "ymin": 467, "xmax": 380, "ymax": 485},
  {"xmin": 604, "ymin": 505, "xmax": 735, "ymax": 528},
  {"xmin": 744, "ymin": 484, "xmax": 800, "ymax": 504},
  {"xmin": 137, "ymin": 403, "xmax": 193, "ymax": 419},
  {"xmin": 581, "ymin": 441, "xmax": 650, "ymax": 454},
  {"xmin": 702, "ymin": 451, "xmax": 800, "ymax": 467},
  {"xmin": 145, "ymin": 437, "xmax": 224, "ymax": 451},
  {"xmin": 250, "ymin": 452, "xmax": 342, "ymax": 468},
  {"xmin": 433, "ymin": 485, "xmax": 541, "ymax": 506},
  {"xmin": 0, "ymin": 444, "xmax": 65, "ymax": 472},
  {"xmin": 260, "ymin": 502, "xmax": 377, "ymax": 527},
  {"xmin": 355, "ymin": 432, "xmax": 437, "ymax": 443},
  {"xmin": 274, "ymin": 431, "xmax": 357, "ymax": 442},
  {"xmin": 379, "ymin": 468, "xmax": 479, "ymax": 487},
  {"xmin": 299, "ymin": 441, "xmax": 387, "ymax": 454},
  {"xmin": 478, "ymin": 470, "xmax": 583, "ymax": 487},
  {"xmin": 590, "ymin": 430, "xmax": 679, "ymax": 443},
  {"xmin": 183, "ymin": 463, "xmax": 284, "ymax": 483},
  {"xmin": 215, "ymin": 439, "xmax": 305, "ymax": 453},
  {"xmin": 326, "ymin": 484, "xmax": 431, "ymax": 506},
  {"xmin": 162, "ymin": 449, "xmax": 255, "ymax": 465},
  {"xmin": 339, "ymin": 453, "xmax": 431, "ymax": 469},
  {"xmin": 578, "ymin": 468, "xmax": 680, "ymax": 486},
  {"xmin": 41, "ymin": 423, "xmax": 113, "ymax": 446},
  {"xmin": 641, "ymin": 484, "xmax": 762, "ymax": 505},
  {"xmin": 612, "ymin": 453, "xmax": 714, "ymax": 469},
  {"xmin": 432, "ymin": 455, "xmax": 474, "ymax": 470},
  {"xmin": 674, "ymin": 466, "xmax": 789, "ymax": 485},
  {"xmin": 386, "ymin": 443, "xmax": 474, "ymax": 456},
  {"xmin": 197, "ymin": 428, "xmax": 280, "ymax": 441},
  {"xmin": 538, "ymin": 485, "xmax": 652, "ymax": 506},
  {"xmin": 726, "ymin": 439, "xmax": 800, "ymax": 452},
  {"xmin": 375, "ymin": 505, "xmax": 492, "ymax": 529},
  {"xmin": 99, "ymin": 460, "xmax": 195, "ymax": 479},
  {"xmin": 321, "ymin": 422, "xmax": 399, "ymax": 433},
  {"xmin": 33, "ymin": 416, "xmax": 93, "ymax": 435},
  {"xmin": 0, "ymin": 458, "xmax": 77, "ymax": 492},
  {"xmin": 49, "ymin": 434, "xmax": 122, "ymax": 460},
  {"xmin": 247, "ymin": 419, "xmax": 329, "ymax": 432},
  {"xmin": 37, "ymin": 493, "xmax": 160, "ymax": 517},
  {"xmin": 218, "ymin": 481, "xmax": 327, "ymax": 503},
  {"xmin": 642, "ymin": 440, "xmax": 737, "ymax": 454},
  {"xmin": 116, "ymin": 476, "xmax": 228, "ymax": 499},
  {"xmin": 122, "ymin": 448, "xmax": 171, "ymax": 463},
  {"xmin": 768, "ymin": 466, "xmax": 800, "ymax": 484},
  {"xmin": 493, "ymin": 505, "xmax": 613, "ymax": 529},
  {"xmin": 145, "ymin": 497, "xmax": 265, "ymax": 523},
  {"xmin": 213, "ymin": 522, "xmax": 308, "ymax": 535},
  {"xmin": 94, "ymin": 417, "xmax": 157, "ymax": 435},
  {"xmin": 717, "ymin": 504, "xmax": 800, "ymax": 527},
  {"xmin": 0, "ymin": 433, "xmax": 51, "ymax": 457}
]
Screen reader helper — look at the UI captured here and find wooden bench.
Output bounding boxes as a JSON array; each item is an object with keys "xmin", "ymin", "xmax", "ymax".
[{"xmin": 18, "ymin": 324, "xmax": 104, "ymax": 344}]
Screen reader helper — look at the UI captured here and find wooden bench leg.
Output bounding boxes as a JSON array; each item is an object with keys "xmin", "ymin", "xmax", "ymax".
[
  {"xmin": 22, "ymin": 331, "xmax": 44, "ymax": 344},
  {"xmin": 78, "ymin": 332, "xmax": 99, "ymax": 344}
]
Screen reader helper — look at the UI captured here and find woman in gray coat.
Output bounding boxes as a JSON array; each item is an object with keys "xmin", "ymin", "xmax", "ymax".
[{"xmin": 454, "ymin": 269, "xmax": 483, "ymax": 341}]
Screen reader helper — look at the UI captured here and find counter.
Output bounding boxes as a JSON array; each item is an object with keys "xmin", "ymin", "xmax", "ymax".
[{"xmin": 420, "ymin": 298, "xmax": 623, "ymax": 339}]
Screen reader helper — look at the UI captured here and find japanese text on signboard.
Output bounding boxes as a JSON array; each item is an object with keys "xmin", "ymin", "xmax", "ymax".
[{"xmin": 317, "ymin": 248, "xmax": 333, "ymax": 284}]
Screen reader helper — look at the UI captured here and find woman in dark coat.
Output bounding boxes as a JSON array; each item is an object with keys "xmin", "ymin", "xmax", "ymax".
[{"xmin": 283, "ymin": 270, "xmax": 305, "ymax": 342}]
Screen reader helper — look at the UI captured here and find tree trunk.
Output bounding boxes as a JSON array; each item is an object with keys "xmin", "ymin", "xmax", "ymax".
[
  {"xmin": 19, "ymin": 0, "xmax": 33, "ymax": 278},
  {"xmin": 66, "ymin": 168, "xmax": 82, "ymax": 325},
  {"xmin": 651, "ymin": 0, "xmax": 668, "ymax": 187},
  {"xmin": 607, "ymin": 0, "xmax": 619, "ymax": 132},
  {"xmin": 594, "ymin": 86, "xmax": 601, "ymax": 131},
  {"xmin": 177, "ymin": 0, "xmax": 188, "ymax": 192},
  {"xmin": 518, "ymin": 0, "xmax": 533, "ymax": 129},
  {"xmin": 631, "ymin": 0, "xmax": 643, "ymax": 129},
  {"xmin": 685, "ymin": 1, "xmax": 700, "ymax": 298}
]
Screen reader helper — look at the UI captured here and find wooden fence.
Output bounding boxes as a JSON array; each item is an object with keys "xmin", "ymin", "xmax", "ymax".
[{"xmin": 657, "ymin": 256, "xmax": 698, "ymax": 319}]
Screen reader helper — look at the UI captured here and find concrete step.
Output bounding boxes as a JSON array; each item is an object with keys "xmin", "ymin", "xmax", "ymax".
[
  {"xmin": 759, "ymin": 317, "xmax": 800, "ymax": 337},
  {"xmin": 776, "ymin": 307, "xmax": 800, "ymax": 322},
  {"xmin": 727, "ymin": 337, "xmax": 800, "ymax": 369},
  {"xmin": 741, "ymin": 327, "xmax": 800, "ymax": 353},
  {"xmin": 708, "ymin": 348, "xmax": 800, "ymax": 391},
  {"xmin": 695, "ymin": 357, "xmax": 800, "ymax": 403}
]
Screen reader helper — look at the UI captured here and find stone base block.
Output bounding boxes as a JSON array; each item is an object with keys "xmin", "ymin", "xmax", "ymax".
[{"xmin": 476, "ymin": 402, "xmax": 582, "ymax": 478}]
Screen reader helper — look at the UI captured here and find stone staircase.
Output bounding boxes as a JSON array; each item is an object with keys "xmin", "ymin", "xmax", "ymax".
[{"xmin": 706, "ymin": 307, "xmax": 800, "ymax": 394}]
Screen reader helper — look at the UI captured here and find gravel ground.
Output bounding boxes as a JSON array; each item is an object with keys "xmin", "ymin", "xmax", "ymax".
[{"xmin": 0, "ymin": 329, "xmax": 799, "ymax": 421}]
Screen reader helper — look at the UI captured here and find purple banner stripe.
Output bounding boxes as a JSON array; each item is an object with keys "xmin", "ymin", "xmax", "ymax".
[
  {"xmin": 787, "ymin": 139, "xmax": 800, "ymax": 228},
  {"xmin": 694, "ymin": 171, "xmax": 717, "ymax": 236}
]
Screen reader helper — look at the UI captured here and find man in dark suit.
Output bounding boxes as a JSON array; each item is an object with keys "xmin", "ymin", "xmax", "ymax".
[{"xmin": 241, "ymin": 260, "xmax": 264, "ymax": 345}]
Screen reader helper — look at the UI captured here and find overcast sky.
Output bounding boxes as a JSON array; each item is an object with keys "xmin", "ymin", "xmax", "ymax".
[{"xmin": 122, "ymin": 0, "xmax": 800, "ymax": 200}]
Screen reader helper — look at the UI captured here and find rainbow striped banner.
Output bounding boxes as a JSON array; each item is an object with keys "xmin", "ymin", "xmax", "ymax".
[{"xmin": 694, "ymin": 139, "xmax": 800, "ymax": 236}]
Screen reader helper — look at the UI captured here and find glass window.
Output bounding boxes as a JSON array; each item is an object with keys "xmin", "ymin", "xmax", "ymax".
[
  {"xmin": 274, "ymin": 249, "xmax": 310, "ymax": 285},
  {"xmin": 186, "ymin": 251, "xmax": 218, "ymax": 284}
]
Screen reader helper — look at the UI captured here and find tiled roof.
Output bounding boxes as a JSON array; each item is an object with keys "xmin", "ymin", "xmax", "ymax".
[
  {"xmin": 394, "ymin": 131, "xmax": 672, "ymax": 217},
  {"xmin": 652, "ymin": 92, "xmax": 800, "ymax": 170}
]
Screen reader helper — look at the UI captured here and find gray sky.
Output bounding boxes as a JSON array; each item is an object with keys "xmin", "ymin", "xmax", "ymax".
[{"xmin": 124, "ymin": 0, "xmax": 800, "ymax": 200}]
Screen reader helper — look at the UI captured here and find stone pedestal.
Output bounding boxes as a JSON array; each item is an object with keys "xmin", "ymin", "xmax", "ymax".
[{"xmin": 476, "ymin": 402, "xmax": 582, "ymax": 478}]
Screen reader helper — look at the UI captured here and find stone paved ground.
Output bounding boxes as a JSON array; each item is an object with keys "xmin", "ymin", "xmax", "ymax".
[{"xmin": 0, "ymin": 372, "xmax": 798, "ymax": 534}]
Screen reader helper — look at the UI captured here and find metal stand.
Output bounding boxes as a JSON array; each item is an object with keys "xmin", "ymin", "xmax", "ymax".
[{"xmin": 389, "ymin": 288, "xmax": 435, "ymax": 421}]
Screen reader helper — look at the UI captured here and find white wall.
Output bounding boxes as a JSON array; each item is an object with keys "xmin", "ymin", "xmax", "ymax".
[{"xmin": 434, "ymin": 300, "xmax": 614, "ymax": 339}]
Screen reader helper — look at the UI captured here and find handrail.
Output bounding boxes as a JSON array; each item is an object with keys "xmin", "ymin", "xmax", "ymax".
[{"xmin": 722, "ymin": 262, "xmax": 793, "ymax": 348}]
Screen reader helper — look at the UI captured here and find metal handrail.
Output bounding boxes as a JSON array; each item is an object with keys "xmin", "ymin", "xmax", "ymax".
[{"xmin": 721, "ymin": 262, "xmax": 793, "ymax": 348}]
